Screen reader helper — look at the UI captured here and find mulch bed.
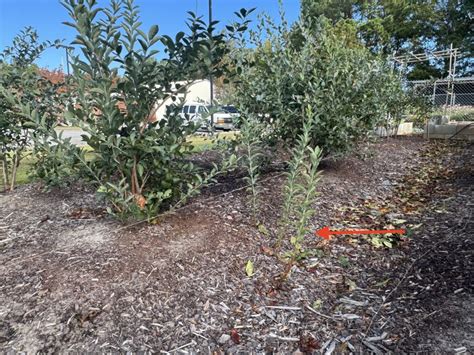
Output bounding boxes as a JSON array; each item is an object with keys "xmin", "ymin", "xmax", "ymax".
[{"xmin": 0, "ymin": 136, "xmax": 472, "ymax": 353}]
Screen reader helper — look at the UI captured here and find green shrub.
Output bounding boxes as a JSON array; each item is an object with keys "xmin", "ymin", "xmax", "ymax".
[
  {"xmin": 0, "ymin": 27, "xmax": 62, "ymax": 191},
  {"xmin": 278, "ymin": 104, "xmax": 322, "ymax": 258},
  {"xmin": 237, "ymin": 99, "xmax": 323, "ymax": 259},
  {"xmin": 29, "ymin": 114, "xmax": 85, "ymax": 187},
  {"xmin": 229, "ymin": 17, "xmax": 410, "ymax": 156},
  {"xmin": 238, "ymin": 112, "xmax": 267, "ymax": 221},
  {"xmin": 60, "ymin": 0, "xmax": 250, "ymax": 220}
]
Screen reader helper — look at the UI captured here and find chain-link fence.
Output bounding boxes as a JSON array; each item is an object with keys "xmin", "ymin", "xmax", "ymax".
[{"xmin": 408, "ymin": 76, "xmax": 474, "ymax": 123}]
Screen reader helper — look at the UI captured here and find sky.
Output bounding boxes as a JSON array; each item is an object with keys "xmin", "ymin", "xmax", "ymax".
[{"xmin": 0, "ymin": 0, "xmax": 300, "ymax": 70}]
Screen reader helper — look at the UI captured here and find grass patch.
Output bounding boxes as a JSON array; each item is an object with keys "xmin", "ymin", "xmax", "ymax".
[
  {"xmin": 13, "ymin": 155, "xmax": 35, "ymax": 186},
  {"xmin": 1, "ymin": 155, "xmax": 35, "ymax": 191},
  {"xmin": 189, "ymin": 131, "xmax": 236, "ymax": 151}
]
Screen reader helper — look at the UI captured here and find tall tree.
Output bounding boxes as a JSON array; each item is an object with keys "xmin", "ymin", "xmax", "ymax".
[
  {"xmin": 301, "ymin": 0, "xmax": 355, "ymax": 24},
  {"xmin": 300, "ymin": 0, "xmax": 473, "ymax": 78},
  {"xmin": 436, "ymin": 0, "xmax": 473, "ymax": 76}
]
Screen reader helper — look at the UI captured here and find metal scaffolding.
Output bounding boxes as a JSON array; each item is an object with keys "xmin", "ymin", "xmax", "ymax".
[{"xmin": 393, "ymin": 45, "xmax": 460, "ymax": 108}]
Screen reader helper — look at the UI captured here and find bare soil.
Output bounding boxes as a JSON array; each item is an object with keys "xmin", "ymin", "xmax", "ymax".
[{"xmin": 0, "ymin": 136, "xmax": 472, "ymax": 353}]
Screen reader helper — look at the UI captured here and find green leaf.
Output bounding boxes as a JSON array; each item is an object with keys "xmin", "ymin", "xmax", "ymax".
[
  {"xmin": 138, "ymin": 38, "xmax": 148, "ymax": 52},
  {"xmin": 257, "ymin": 223, "xmax": 269, "ymax": 236},
  {"xmin": 148, "ymin": 25, "xmax": 159, "ymax": 40},
  {"xmin": 312, "ymin": 299, "xmax": 322, "ymax": 309},
  {"xmin": 245, "ymin": 260, "xmax": 254, "ymax": 277},
  {"xmin": 345, "ymin": 278, "xmax": 357, "ymax": 291},
  {"xmin": 137, "ymin": 163, "xmax": 144, "ymax": 177},
  {"xmin": 382, "ymin": 239, "xmax": 393, "ymax": 248}
]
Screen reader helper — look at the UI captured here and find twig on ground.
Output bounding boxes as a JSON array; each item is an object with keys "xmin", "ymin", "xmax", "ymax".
[
  {"xmin": 265, "ymin": 305, "xmax": 301, "ymax": 311},
  {"xmin": 164, "ymin": 341, "xmax": 196, "ymax": 353},
  {"xmin": 306, "ymin": 305, "xmax": 334, "ymax": 320}
]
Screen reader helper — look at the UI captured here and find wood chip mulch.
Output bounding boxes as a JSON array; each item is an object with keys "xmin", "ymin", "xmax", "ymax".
[{"xmin": 0, "ymin": 136, "xmax": 472, "ymax": 353}]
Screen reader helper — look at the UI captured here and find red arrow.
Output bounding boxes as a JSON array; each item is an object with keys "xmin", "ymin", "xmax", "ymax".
[{"xmin": 315, "ymin": 226, "xmax": 406, "ymax": 240}]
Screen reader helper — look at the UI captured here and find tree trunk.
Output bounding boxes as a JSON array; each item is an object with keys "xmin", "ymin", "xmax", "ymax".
[
  {"xmin": 10, "ymin": 151, "xmax": 19, "ymax": 191},
  {"xmin": 1, "ymin": 156, "xmax": 9, "ymax": 192}
]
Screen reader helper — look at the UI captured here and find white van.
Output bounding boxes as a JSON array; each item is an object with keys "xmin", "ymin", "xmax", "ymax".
[{"xmin": 180, "ymin": 102, "xmax": 237, "ymax": 131}]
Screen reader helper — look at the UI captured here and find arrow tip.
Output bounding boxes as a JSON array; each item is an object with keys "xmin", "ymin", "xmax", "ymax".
[{"xmin": 316, "ymin": 226, "xmax": 331, "ymax": 240}]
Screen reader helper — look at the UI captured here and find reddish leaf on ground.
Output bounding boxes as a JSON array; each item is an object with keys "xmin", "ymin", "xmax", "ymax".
[
  {"xmin": 230, "ymin": 328, "xmax": 240, "ymax": 344},
  {"xmin": 260, "ymin": 245, "xmax": 274, "ymax": 256}
]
